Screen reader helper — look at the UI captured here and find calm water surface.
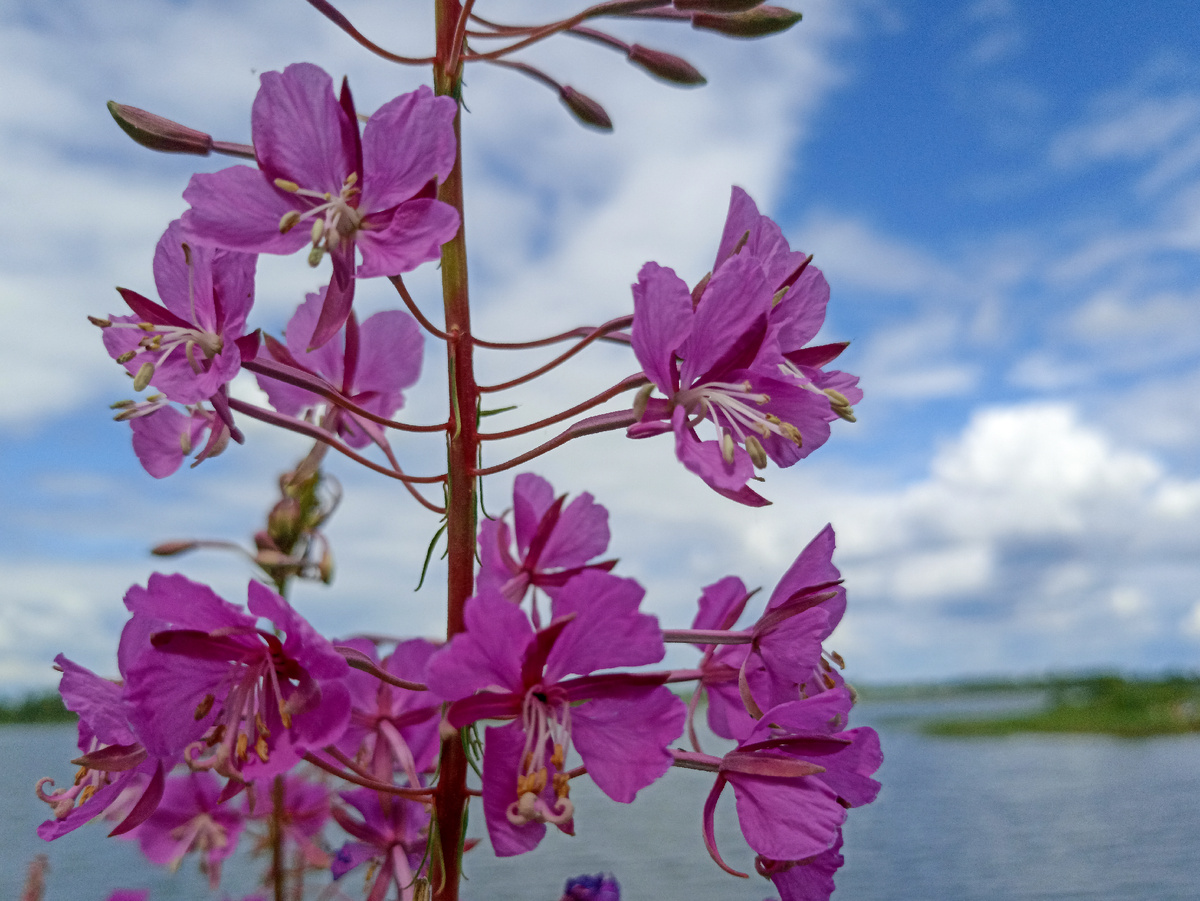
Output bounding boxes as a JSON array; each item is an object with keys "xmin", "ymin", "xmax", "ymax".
[{"xmin": 4, "ymin": 700, "xmax": 1197, "ymax": 900}]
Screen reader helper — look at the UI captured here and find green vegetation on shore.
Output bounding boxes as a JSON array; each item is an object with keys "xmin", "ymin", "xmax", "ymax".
[
  {"xmin": 918, "ymin": 674, "xmax": 1200, "ymax": 738},
  {"xmin": 0, "ymin": 692, "xmax": 74, "ymax": 725}
]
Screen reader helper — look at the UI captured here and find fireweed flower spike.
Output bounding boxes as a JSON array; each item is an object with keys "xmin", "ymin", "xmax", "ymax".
[
  {"xmin": 256, "ymin": 288, "xmax": 424, "ymax": 449},
  {"xmin": 119, "ymin": 574, "xmax": 351, "ymax": 784},
  {"xmin": 425, "ymin": 571, "xmax": 685, "ymax": 856},
  {"xmin": 627, "ymin": 254, "xmax": 835, "ymax": 506},
  {"xmin": 181, "ymin": 63, "xmax": 460, "ymax": 348},
  {"xmin": 477, "ymin": 474, "xmax": 617, "ymax": 621},
  {"xmin": 100, "ymin": 219, "xmax": 257, "ymax": 409}
]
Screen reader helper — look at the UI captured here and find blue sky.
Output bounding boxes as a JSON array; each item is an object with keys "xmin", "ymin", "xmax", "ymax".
[{"xmin": 2, "ymin": 0, "xmax": 1200, "ymax": 690}]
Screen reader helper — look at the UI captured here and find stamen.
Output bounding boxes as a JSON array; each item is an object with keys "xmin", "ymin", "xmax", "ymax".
[
  {"xmin": 720, "ymin": 430, "xmax": 736, "ymax": 465},
  {"xmin": 88, "ymin": 316, "xmax": 111, "ymax": 328},
  {"xmin": 116, "ymin": 350, "xmax": 137, "ymax": 364},
  {"xmin": 133, "ymin": 362, "xmax": 155, "ymax": 391},
  {"xmin": 632, "ymin": 383, "xmax": 654, "ymax": 420},
  {"xmin": 274, "ymin": 178, "xmax": 300, "ymax": 192},
  {"xmin": 194, "ymin": 694, "xmax": 215, "ymax": 720},
  {"xmin": 279, "ymin": 211, "xmax": 301, "ymax": 233},
  {"xmin": 744, "ymin": 434, "xmax": 768, "ymax": 468}
]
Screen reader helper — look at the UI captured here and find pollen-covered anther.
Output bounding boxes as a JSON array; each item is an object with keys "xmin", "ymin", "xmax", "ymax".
[
  {"xmin": 307, "ymin": 245, "xmax": 324, "ymax": 267},
  {"xmin": 550, "ymin": 743, "xmax": 565, "ymax": 769},
  {"xmin": 277, "ymin": 700, "xmax": 292, "ymax": 729},
  {"xmin": 255, "ymin": 712, "xmax": 271, "ymax": 738},
  {"xmin": 254, "ymin": 736, "xmax": 270, "ymax": 763},
  {"xmin": 779, "ymin": 421, "xmax": 803, "ymax": 447},
  {"xmin": 279, "ymin": 210, "xmax": 302, "ymax": 233},
  {"xmin": 553, "ymin": 772, "xmax": 571, "ymax": 798},
  {"xmin": 133, "ymin": 362, "xmax": 155, "ymax": 391},
  {"xmin": 744, "ymin": 434, "xmax": 768, "ymax": 468},
  {"xmin": 116, "ymin": 350, "xmax": 137, "ymax": 365},
  {"xmin": 78, "ymin": 784, "xmax": 97, "ymax": 805},
  {"xmin": 829, "ymin": 649, "xmax": 845, "ymax": 669},
  {"xmin": 310, "ymin": 219, "xmax": 325, "ymax": 244},
  {"xmin": 720, "ymin": 430, "xmax": 737, "ymax": 465},
  {"xmin": 825, "ymin": 388, "xmax": 857, "ymax": 422},
  {"xmin": 88, "ymin": 316, "xmax": 112, "ymax": 328},
  {"xmin": 235, "ymin": 732, "xmax": 249, "ymax": 763},
  {"xmin": 194, "ymin": 693, "xmax": 215, "ymax": 720},
  {"xmin": 274, "ymin": 178, "xmax": 301, "ymax": 193}
]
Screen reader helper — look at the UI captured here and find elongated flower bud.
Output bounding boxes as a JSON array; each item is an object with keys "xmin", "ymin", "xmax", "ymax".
[
  {"xmin": 675, "ymin": 0, "xmax": 763, "ymax": 11},
  {"xmin": 561, "ymin": 86, "xmax": 619, "ymax": 131},
  {"xmin": 691, "ymin": 6, "xmax": 802, "ymax": 38},
  {"xmin": 107, "ymin": 101, "xmax": 214, "ymax": 155},
  {"xmin": 560, "ymin": 87, "xmax": 614, "ymax": 131},
  {"xmin": 627, "ymin": 45, "xmax": 707, "ymax": 85}
]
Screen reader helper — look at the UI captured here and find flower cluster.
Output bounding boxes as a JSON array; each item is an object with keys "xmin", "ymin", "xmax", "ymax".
[{"xmin": 43, "ymin": 7, "xmax": 878, "ymax": 895}]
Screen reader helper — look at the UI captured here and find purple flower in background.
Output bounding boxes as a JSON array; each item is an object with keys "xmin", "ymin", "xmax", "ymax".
[
  {"xmin": 101, "ymin": 220, "xmax": 257, "ymax": 406},
  {"xmin": 242, "ymin": 773, "xmax": 332, "ymax": 868},
  {"xmin": 335, "ymin": 638, "xmax": 442, "ymax": 784},
  {"xmin": 560, "ymin": 873, "xmax": 620, "ymax": 901},
  {"xmin": 257, "ymin": 289, "xmax": 423, "ymax": 448},
  {"xmin": 126, "ymin": 771, "xmax": 244, "ymax": 889},
  {"xmin": 330, "ymin": 788, "xmax": 430, "ymax": 900},
  {"xmin": 182, "ymin": 63, "xmax": 459, "ymax": 348},
  {"xmin": 477, "ymin": 474, "xmax": 616, "ymax": 619},
  {"xmin": 627, "ymin": 256, "xmax": 834, "ymax": 506},
  {"xmin": 426, "ymin": 572, "xmax": 684, "ymax": 856},
  {"xmin": 120, "ymin": 574, "xmax": 351, "ymax": 783},
  {"xmin": 36, "ymin": 656, "xmax": 168, "ymax": 841}
]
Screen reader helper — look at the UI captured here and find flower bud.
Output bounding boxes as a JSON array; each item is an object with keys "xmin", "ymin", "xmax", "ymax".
[
  {"xmin": 150, "ymin": 540, "xmax": 198, "ymax": 556},
  {"xmin": 627, "ymin": 45, "xmax": 706, "ymax": 86},
  {"xmin": 691, "ymin": 6, "xmax": 802, "ymax": 38},
  {"xmin": 268, "ymin": 497, "xmax": 304, "ymax": 548},
  {"xmin": 559, "ymin": 87, "xmax": 614, "ymax": 131},
  {"xmin": 107, "ymin": 101, "xmax": 214, "ymax": 155},
  {"xmin": 675, "ymin": 0, "xmax": 763, "ymax": 11}
]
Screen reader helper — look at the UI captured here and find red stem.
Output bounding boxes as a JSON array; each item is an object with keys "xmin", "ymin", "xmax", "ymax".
[
  {"xmin": 388, "ymin": 274, "xmax": 451, "ymax": 341},
  {"xmin": 478, "ymin": 318, "xmax": 637, "ymax": 392},
  {"xmin": 472, "ymin": 409, "xmax": 638, "ymax": 476},
  {"xmin": 432, "ymin": 4, "xmax": 474, "ymax": 898},
  {"xmin": 472, "ymin": 315, "xmax": 632, "ymax": 349},
  {"xmin": 478, "ymin": 373, "xmax": 646, "ymax": 440}
]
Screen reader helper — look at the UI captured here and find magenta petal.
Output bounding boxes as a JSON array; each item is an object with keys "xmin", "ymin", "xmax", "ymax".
[
  {"xmin": 728, "ymin": 770, "xmax": 845, "ymax": 861},
  {"xmin": 631, "ymin": 263, "xmax": 693, "ymax": 394},
  {"xmin": 361, "ymin": 86, "xmax": 457, "ymax": 210},
  {"xmin": 356, "ymin": 197, "xmax": 459, "ymax": 278},
  {"xmin": 482, "ymin": 723, "xmax": 548, "ymax": 856},
  {"xmin": 545, "ymin": 572, "xmax": 664, "ymax": 680},
  {"xmin": 54, "ymin": 656, "xmax": 136, "ymax": 747},
  {"xmin": 692, "ymin": 576, "xmax": 750, "ymax": 634},
  {"xmin": 537, "ymin": 492, "xmax": 610, "ymax": 572},
  {"xmin": 253, "ymin": 63, "xmax": 353, "ymax": 190},
  {"xmin": 425, "ymin": 592, "xmax": 531, "ymax": 701},
  {"xmin": 128, "ymin": 408, "xmax": 198, "ymax": 478},
  {"xmin": 672, "ymin": 407, "xmax": 754, "ymax": 492},
  {"xmin": 513, "ymin": 474, "xmax": 556, "ymax": 556},
  {"xmin": 569, "ymin": 685, "xmax": 684, "ymax": 802},
  {"xmin": 353, "ymin": 310, "xmax": 424, "ymax": 403},
  {"xmin": 182, "ymin": 165, "xmax": 309, "ymax": 255},
  {"xmin": 680, "ymin": 254, "xmax": 771, "ymax": 387},
  {"xmin": 153, "ymin": 221, "xmax": 215, "ymax": 327},
  {"xmin": 123, "ymin": 573, "xmax": 256, "ymax": 633},
  {"xmin": 765, "ymin": 831, "xmax": 844, "ymax": 901},
  {"xmin": 767, "ymin": 526, "xmax": 841, "ymax": 611}
]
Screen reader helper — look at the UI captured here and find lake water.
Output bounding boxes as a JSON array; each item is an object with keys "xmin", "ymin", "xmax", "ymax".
[{"xmin": 4, "ymin": 699, "xmax": 1198, "ymax": 900}]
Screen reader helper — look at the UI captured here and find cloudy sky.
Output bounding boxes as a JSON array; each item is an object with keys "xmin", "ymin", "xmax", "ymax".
[{"xmin": 2, "ymin": 0, "xmax": 1199, "ymax": 690}]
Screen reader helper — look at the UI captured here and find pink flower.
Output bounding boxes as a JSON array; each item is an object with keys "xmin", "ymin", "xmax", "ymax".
[
  {"xmin": 425, "ymin": 572, "xmax": 684, "ymax": 856},
  {"xmin": 101, "ymin": 220, "xmax": 257, "ymax": 406},
  {"xmin": 119, "ymin": 574, "xmax": 351, "ymax": 783},
  {"xmin": 257, "ymin": 290, "xmax": 424, "ymax": 449},
  {"xmin": 330, "ymin": 788, "xmax": 431, "ymax": 898},
  {"xmin": 477, "ymin": 474, "xmax": 616, "ymax": 619},
  {"xmin": 182, "ymin": 63, "xmax": 459, "ymax": 348},
  {"xmin": 700, "ymin": 690, "xmax": 881, "ymax": 875},
  {"xmin": 628, "ymin": 257, "xmax": 834, "ymax": 506}
]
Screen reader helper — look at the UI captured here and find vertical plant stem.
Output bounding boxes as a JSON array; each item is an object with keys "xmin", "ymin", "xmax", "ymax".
[
  {"xmin": 432, "ymin": 3, "xmax": 473, "ymax": 900},
  {"xmin": 270, "ymin": 775, "xmax": 285, "ymax": 901}
]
